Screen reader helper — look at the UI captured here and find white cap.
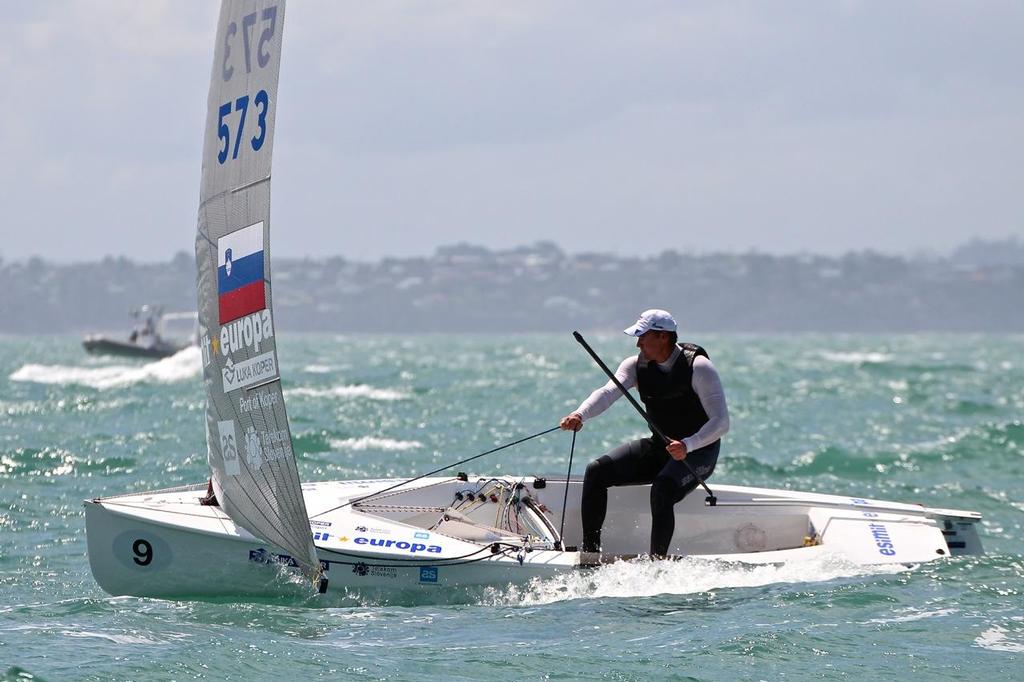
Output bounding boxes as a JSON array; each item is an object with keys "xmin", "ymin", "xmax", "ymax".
[{"xmin": 623, "ymin": 309, "xmax": 677, "ymax": 336}]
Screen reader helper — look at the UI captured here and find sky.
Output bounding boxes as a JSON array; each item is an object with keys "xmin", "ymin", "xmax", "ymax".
[{"xmin": 1, "ymin": 0, "xmax": 1022, "ymax": 263}]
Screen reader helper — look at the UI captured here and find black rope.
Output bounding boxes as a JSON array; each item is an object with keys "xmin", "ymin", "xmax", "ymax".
[
  {"xmin": 310, "ymin": 425, "xmax": 561, "ymax": 518},
  {"xmin": 557, "ymin": 429, "xmax": 577, "ymax": 550}
]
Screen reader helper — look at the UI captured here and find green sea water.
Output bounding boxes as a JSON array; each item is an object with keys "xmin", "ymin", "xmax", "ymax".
[{"xmin": 2, "ymin": 333, "xmax": 1022, "ymax": 680}]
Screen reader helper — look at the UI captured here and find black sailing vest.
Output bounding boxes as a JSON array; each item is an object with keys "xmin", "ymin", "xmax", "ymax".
[{"xmin": 636, "ymin": 343, "xmax": 716, "ymax": 444}]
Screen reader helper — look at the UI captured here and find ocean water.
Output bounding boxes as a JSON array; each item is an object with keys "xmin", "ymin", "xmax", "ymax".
[{"xmin": 1, "ymin": 333, "xmax": 1022, "ymax": 680}]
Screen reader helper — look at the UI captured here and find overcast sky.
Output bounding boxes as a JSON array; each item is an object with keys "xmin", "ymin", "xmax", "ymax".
[{"xmin": 2, "ymin": 1, "xmax": 1022, "ymax": 263}]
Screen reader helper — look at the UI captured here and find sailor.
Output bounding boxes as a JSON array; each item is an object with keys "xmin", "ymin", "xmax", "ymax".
[
  {"xmin": 559, "ymin": 309, "xmax": 729, "ymax": 557},
  {"xmin": 140, "ymin": 305, "xmax": 155, "ymax": 337}
]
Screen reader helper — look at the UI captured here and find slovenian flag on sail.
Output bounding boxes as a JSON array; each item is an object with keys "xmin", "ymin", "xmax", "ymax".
[{"xmin": 217, "ymin": 222, "xmax": 266, "ymax": 324}]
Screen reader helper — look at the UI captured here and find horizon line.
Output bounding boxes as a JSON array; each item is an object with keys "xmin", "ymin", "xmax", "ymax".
[{"xmin": 4, "ymin": 236, "xmax": 1022, "ymax": 267}]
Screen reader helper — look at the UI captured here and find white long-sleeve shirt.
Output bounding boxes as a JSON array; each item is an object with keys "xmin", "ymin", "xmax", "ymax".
[{"xmin": 574, "ymin": 346, "xmax": 730, "ymax": 453}]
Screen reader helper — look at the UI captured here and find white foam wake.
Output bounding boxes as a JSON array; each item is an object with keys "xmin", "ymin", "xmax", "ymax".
[
  {"xmin": 9, "ymin": 346, "xmax": 201, "ymax": 390},
  {"xmin": 489, "ymin": 553, "xmax": 902, "ymax": 606},
  {"xmin": 975, "ymin": 618, "xmax": 1024, "ymax": 653},
  {"xmin": 821, "ymin": 351, "xmax": 892, "ymax": 364},
  {"xmin": 329, "ymin": 437, "xmax": 422, "ymax": 451},
  {"xmin": 286, "ymin": 385, "xmax": 409, "ymax": 401}
]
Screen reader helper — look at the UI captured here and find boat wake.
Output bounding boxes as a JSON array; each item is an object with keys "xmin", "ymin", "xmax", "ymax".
[
  {"xmin": 9, "ymin": 346, "xmax": 201, "ymax": 390},
  {"xmin": 280, "ymin": 553, "xmax": 908, "ymax": 609},
  {"xmin": 485, "ymin": 552, "xmax": 904, "ymax": 607}
]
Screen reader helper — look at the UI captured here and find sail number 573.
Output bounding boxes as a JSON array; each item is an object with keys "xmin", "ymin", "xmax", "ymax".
[
  {"xmin": 222, "ymin": 6, "xmax": 278, "ymax": 83},
  {"xmin": 216, "ymin": 5, "xmax": 277, "ymax": 165},
  {"xmin": 217, "ymin": 90, "xmax": 269, "ymax": 164}
]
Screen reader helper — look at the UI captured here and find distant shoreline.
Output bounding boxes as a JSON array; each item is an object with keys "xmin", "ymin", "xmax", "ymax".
[{"xmin": 1, "ymin": 240, "xmax": 1021, "ymax": 334}]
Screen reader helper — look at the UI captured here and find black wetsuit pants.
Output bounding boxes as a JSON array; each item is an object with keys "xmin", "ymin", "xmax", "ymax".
[{"xmin": 580, "ymin": 438, "xmax": 719, "ymax": 556}]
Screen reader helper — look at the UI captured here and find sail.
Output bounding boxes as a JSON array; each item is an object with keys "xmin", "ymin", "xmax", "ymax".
[{"xmin": 195, "ymin": 0, "xmax": 319, "ymax": 579}]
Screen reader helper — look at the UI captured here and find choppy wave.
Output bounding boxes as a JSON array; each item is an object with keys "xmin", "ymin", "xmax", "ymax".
[
  {"xmin": 820, "ymin": 351, "xmax": 893, "ymax": 364},
  {"xmin": 0, "ymin": 447, "xmax": 137, "ymax": 479},
  {"xmin": 286, "ymin": 385, "xmax": 409, "ymax": 401},
  {"xmin": 863, "ymin": 607, "xmax": 957, "ymax": 624},
  {"xmin": 329, "ymin": 437, "xmax": 423, "ymax": 451},
  {"xmin": 8, "ymin": 347, "xmax": 201, "ymax": 390},
  {"xmin": 488, "ymin": 553, "xmax": 901, "ymax": 606},
  {"xmin": 975, "ymin": 618, "xmax": 1024, "ymax": 652},
  {"xmin": 60, "ymin": 628, "xmax": 171, "ymax": 645}
]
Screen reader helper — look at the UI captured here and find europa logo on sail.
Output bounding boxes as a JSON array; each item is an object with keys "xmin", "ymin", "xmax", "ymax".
[{"xmin": 217, "ymin": 222, "xmax": 266, "ymax": 324}]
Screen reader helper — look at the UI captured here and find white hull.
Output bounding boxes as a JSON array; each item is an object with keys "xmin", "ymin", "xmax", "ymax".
[{"xmin": 85, "ymin": 475, "xmax": 982, "ymax": 600}]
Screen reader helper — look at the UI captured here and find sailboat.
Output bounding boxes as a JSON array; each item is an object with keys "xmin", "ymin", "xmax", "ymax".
[{"xmin": 84, "ymin": 0, "xmax": 983, "ymax": 600}]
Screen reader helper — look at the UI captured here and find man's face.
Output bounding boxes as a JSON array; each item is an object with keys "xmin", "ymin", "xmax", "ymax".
[{"xmin": 636, "ymin": 330, "xmax": 673, "ymax": 360}]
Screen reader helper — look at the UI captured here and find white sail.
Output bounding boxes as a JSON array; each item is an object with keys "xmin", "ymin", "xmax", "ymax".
[{"xmin": 194, "ymin": 0, "xmax": 319, "ymax": 580}]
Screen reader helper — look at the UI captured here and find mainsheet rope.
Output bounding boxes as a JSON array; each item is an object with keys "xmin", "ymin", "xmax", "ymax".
[{"xmin": 310, "ymin": 425, "xmax": 562, "ymax": 518}]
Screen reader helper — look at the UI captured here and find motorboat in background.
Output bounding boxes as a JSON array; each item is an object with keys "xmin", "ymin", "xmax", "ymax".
[{"xmin": 82, "ymin": 305, "xmax": 197, "ymax": 359}]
